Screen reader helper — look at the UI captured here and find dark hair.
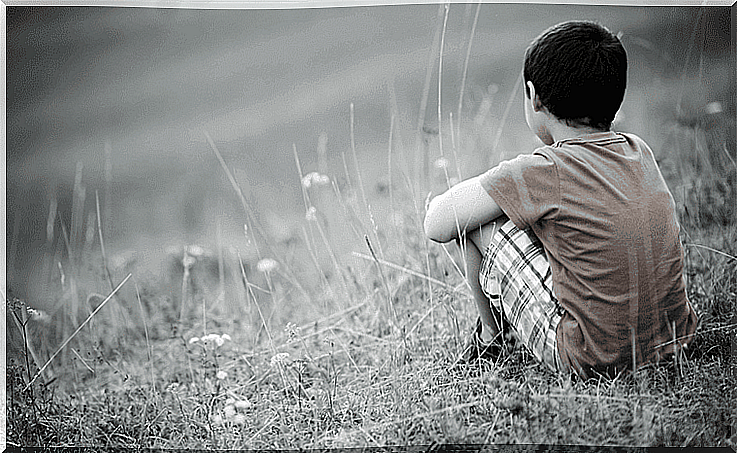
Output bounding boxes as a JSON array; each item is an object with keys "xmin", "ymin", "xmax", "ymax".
[{"xmin": 523, "ymin": 21, "xmax": 627, "ymax": 131}]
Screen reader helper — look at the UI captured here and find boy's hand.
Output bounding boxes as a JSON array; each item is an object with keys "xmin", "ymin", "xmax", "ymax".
[{"xmin": 423, "ymin": 176, "xmax": 503, "ymax": 243}]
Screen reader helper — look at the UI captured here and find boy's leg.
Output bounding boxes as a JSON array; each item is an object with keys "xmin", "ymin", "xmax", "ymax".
[
  {"xmin": 460, "ymin": 233, "xmax": 503, "ymax": 343},
  {"xmin": 474, "ymin": 217, "xmax": 564, "ymax": 372}
]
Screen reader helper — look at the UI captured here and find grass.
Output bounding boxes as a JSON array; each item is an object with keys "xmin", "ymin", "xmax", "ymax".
[
  {"xmin": 6, "ymin": 137, "xmax": 735, "ymax": 449},
  {"xmin": 6, "ymin": 7, "xmax": 736, "ymax": 450}
]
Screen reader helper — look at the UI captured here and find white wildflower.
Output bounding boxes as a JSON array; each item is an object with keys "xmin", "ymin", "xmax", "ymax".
[
  {"xmin": 182, "ymin": 254, "xmax": 196, "ymax": 268},
  {"xmin": 706, "ymin": 101, "xmax": 723, "ymax": 115},
  {"xmin": 305, "ymin": 206, "xmax": 318, "ymax": 222},
  {"xmin": 315, "ymin": 174, "xmax": 330, "ymax": 186},
  {"xmin": 256, "ymin": 258, "xmax": 279, "ymax": 273},
  {"xmin": 285, "ymin": 322, "xmax": 301, "ymax": 343},
  {"xmin": 270, "ymin": 352, "xmax": 290, "ymax": 367},
  {"xmin": 189, "ymin": 337, "xmax": 200, "ymax": 344},
  {"xmin": 302, "ymin": 173, "xmax": 315, "ymax": 188},
  {"xmin": 201, "ymin": 333, "xmax": 217, "ymax": 344},
  {"xmin": 232, "ymin": 413, "xmax": 246, "ymax": 425},
  {"xmin": 302, "ymin": 172, "xmax": 330, "ymax": 188},
  {"xmin": 221, "ymin": 334, "xmax": 232, "ymax": 341},
  {"xmin": 224, "ymin": 405, "xmax": 236, "ymax": 419},
  {"xmin": 434, "ymin": 157, "xmax": 449, "ymax": 170},
  {"xmin": 186, "ymin": 244, "xmax": 206, "ymax": 257},
  {"xmin": 216, "ymin": 370, "xmax": 228, "ymax": 380},
  {"xmin": 234, "ymin": 399, "xmax": 252, "ymax": 409}
]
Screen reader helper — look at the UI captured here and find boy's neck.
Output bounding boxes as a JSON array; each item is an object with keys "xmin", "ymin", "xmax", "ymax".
[{"xmin": 546, "ymin": 120, "xmax": 608, "ymax": 145}]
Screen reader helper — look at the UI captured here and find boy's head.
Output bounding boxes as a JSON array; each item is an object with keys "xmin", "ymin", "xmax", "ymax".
[{"xmin": 523, "ymin": 21, "xmax": 627, "ymax": 131}]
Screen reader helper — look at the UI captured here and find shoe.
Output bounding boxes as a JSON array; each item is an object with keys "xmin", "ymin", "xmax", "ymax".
[{"xmin": 461, "ymin": 317, "xmax": 504, "ymax": 363}]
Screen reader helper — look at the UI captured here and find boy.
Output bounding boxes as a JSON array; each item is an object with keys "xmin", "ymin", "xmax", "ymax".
[{"xmin": 424, "ymin": 21, "xmax": 698, "ymax": 379}]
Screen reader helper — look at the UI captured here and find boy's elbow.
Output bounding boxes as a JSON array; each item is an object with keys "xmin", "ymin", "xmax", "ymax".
[
  {"xmin": 423, "ymin": 217, "xmax": 441, "ymax": 242},
  {"xmin": 423, "ymin": 200, "xmax": 451, "ymax": 243}
]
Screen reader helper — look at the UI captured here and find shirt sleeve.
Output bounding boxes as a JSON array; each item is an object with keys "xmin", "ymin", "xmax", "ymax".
[{"xmin": 478, "ymin": 151, "xmax": 560, "ymax": 229}]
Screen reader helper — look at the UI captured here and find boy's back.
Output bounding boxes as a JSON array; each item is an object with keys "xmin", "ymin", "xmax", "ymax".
[{"xmin": 480, "ymin": 131, "xmax": 698, "ymax": 377}]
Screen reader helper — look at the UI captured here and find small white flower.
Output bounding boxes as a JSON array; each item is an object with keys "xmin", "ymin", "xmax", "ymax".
[
  {"xmin": 315, "ymin": 174, "xmax": 330, "ymax": 186},
  {"xmin": 434, "ymin": 157, "xmax": 449, "ymax": 169},
  {"xmin": 706, "ymin": 101, "xmax": 723, "ymax": 115},
  {"xmin": 286, "ymin": 322, "xmax": 301, "ymax": 343},
  {"xmin": 221, "ymin": 334, "xmax": 232, "ymax": 341},
  {"xmin": 224, "ymin": 405, "xmax": 236, "ymax": 418},
  {"xmin": 216, "ymin": 370, "xmax": 228, "ymax": 380},
  {"xmin": 270, "ymin": 352, "xmax": 290, "ymax": 367},
  {"xmin": 234, "ymin": 399, "xmax": 251, "ymax": 409},
  {"xmin": 232, "ymin": 413, "xmax": 246, "ymax": 425},
  {"xmin": 189, "ymin": 337, "xmax": 200, "ymax": 344},
  {"xmin": 256, "ymin": 258, "xmax": 279, "ymax": 273},
  {"xmin": 182, "ymin": 254, "xmax": 196, "ymax": 268},
  {"xmin": 200, "ymin": 334, "xmax": 216, "ymax": 344},
  {"xmin": 215, "ymin": 336, "xmax": 225, "ymax": 347},
  {"xmin": 302, "ymin": 172, "xmax": 330, "ymax": 188},
  {"xmin": 301, "ymin": 173, "xmax": 314, "ymax": 188},
  {"xmin": 302, "ymin": 174, "xmax": 313, "ymax": 188},
  {"xmin": 186, "ymin": 244, "xmax": 206, "ymax": 257},
  {"xmin": 305, "ymin": 206, "xmax": 318, "ymax": 222}
]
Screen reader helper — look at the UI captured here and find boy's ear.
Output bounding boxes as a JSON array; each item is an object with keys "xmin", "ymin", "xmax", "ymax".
[{"xmin": 526, "ymin": 81, "xmax": 544, "ymax": 112}]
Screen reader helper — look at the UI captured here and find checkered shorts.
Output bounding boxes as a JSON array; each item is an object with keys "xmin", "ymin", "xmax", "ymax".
[{"xmin": 479, "ymin": 218, "xmax": 564, "ymax": 371}]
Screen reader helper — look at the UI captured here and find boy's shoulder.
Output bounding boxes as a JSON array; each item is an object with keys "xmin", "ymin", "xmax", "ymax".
[{"xmin": 532, "ymin": 131, "xmax": 653, "ymax": 160}]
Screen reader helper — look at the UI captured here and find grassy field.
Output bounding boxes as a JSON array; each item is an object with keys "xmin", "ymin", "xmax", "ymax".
[{"xmin": 6, "ymin": 5, "xmax": 736, "ymax": 450}]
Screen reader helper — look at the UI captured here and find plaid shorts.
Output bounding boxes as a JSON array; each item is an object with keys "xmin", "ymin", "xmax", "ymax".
[{"xmin": 479, "ymin": 218, "xmax": 564, "ymax": 371}]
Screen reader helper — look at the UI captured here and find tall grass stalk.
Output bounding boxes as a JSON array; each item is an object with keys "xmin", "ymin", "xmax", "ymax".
[
  {"xmin": 70, "ymin": 161, "xmax": 85, "ymax": 263},
  {"xmin": 293, "ymin": 144, "xmax": 350, "ymax": 308},
  {"xmin": 9, "ymin": 299, "xmax": 47, "ymax": 383},
  {"xmin": 684, "ymin": 243, "xmax": 737, "ymax": 261},
  {"xmin": 489, "ymin": 71, "xmax": 523, "ymax": 167},
  {"xmin": 103, "ymin": 140, "xmax": 113, "ymax": 245},
  {"xmin": 293, "ymin": 144, "xmax": 330, "ymax": 289},
  {"xmin": 133, "ymin": 278, "xmax": 154, "ymax": 388},
  {"xmin": 350, "ymin": 103, "xmax": 369, "ymax": 217},
  {"xmin": 365, "ymin": 234, "xmax": 397, "ymax": 328},
  {"xmin": 415, "ymin": 4, "xmax": 444, "ymax": 191},
  {"xmin": 352, "ymin": 251, "xmax": 455, "ymax": 291},
  {"xmin": 206, "ymin": 131, "xmax": 310, "ymax": 303},
  {"xmin": 388, "ymin": 113, "xmax": 396, "ymax": 224},
  {"xmin": 437, "ymin": 2, "xmax": 451, "ymax": 190},
  {"xmin": 350, "ymin": 104, "xmax": 385, "ymax": 260},
  {"xmin": 238, "ymin": 253, "xmax": 276, "ymax": 356},
  {"xmin": 178, "ymin": 250, "xmax": 191, "ymax": 325},
  {"xmin": 24, "ymin": 273, "xmax": 132, "ymax": 391},
  {"xmin": 457, "ymin": 0, "xmax": 482, "ymax": 142},
  {"xmin": 330, "ymin": 179, "xmax": 360, "ymax": 241},
  {"xmin": 675, "ymin": 8, "xmax": 705, "ymax": 115},
  {"xmin": 300, "ymin": 225, "xmax": 331, "ymax": 297},
  {"xmin": 95, "ymin": 191, "xmax": 116, "ymax": 293}
]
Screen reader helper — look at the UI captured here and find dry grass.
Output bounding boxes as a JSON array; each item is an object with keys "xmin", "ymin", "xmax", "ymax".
[{"xmin": 6, "ymin": 182, "xmax": 735, "ymax": 448}]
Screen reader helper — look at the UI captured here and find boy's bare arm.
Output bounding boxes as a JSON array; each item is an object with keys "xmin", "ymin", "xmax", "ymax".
[{"xmin": 424, "ymin": 176, "xmax": 503, "ymax": 243}]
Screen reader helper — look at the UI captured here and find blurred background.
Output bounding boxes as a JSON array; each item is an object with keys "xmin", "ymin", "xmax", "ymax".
[{"xmin": 6, "ymin": 4, "xmax": 734, "ymax": 312}]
